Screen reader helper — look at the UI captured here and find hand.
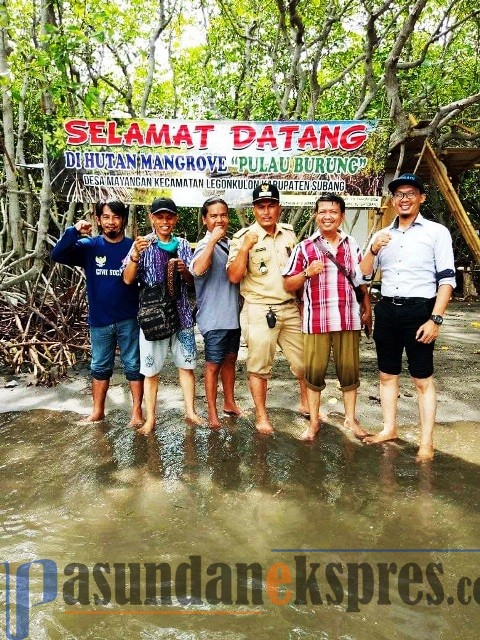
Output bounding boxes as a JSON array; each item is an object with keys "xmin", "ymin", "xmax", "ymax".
[
  {"xmin": 305, "ymin": 260, "xmax": 324, "ymax": 278},
  {"xmin": 416, "ymin": 320, "xmax": 440, "ymax": 344},
  {"xmin": 75, "ymin": 220, "xmax": 92, "ymax": 235},
  {"xmin": 242, "ymin": 231, "xmax": 259, "ymax": 251},
  {"xmin": 133, "ymin": 235, "xmax": 153, "ymax": 256},
  {"xmin": 175, "ymin": 258, "xmax": 194, "ymax": 285},
  {"xmin": 371, "ymin": 232, "xmax": 392, "ymax": 254},
  {"xmin": 210, "ymin": 226, "xmax": 226, "ymax": 243},
  {"xmin": 175, "ymin": 258, "xmax": 188, "ymax": 276},
  {"xmin": 361, "ymin": 308, "xmax": 373, "ymax": 337}
]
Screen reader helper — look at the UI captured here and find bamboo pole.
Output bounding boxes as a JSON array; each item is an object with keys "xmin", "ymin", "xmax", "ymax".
[
  {"xmin": 409, "ymin": 115, "xmax": 480, "ymax": 264},
  {"xmin": 422, "ymin": 141, "xmax": 480, "ymax": 264}
]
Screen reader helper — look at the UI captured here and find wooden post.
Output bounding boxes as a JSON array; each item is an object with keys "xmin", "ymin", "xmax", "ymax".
[
  {"xmin": 408, "ymin": 115, "xmax": 480, "ymax": 264},
  {"xmin": 423, "ymin": 141, "xmax": 480, "ymax": 264},
  {"xmin": 458, "ymin": 267, "xmax": 478, "ymax": 299}
]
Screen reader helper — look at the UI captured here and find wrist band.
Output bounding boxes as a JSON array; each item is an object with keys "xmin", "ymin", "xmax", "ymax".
[
  {"xmin": 130, "ymin": 256, "xmax": 139, "ymax": 263},
  {"xmin": 370, "ymin": 246, "xmax": 379, "ymax": 256}
]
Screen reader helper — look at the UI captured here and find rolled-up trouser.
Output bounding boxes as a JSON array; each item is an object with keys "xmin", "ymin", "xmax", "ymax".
[
  {"xmin": 90, "ymin": 317, "xmax": 142, "ymax": 381},
  {"xmin": 303, "ymin": 330, "xmax": 360, "ymax": 392}
]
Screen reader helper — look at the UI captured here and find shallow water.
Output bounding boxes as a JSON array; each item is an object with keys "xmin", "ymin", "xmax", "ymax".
[{"xmin": 1, "ymin": 408, "xmax": 479, "ymax": 639}]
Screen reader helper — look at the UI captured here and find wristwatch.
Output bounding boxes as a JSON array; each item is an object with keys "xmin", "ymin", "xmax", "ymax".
[
  {"xmin": 303, "ymin": 269, "xmax": 310, "ymax": 279},
  {"xmin": 430, "ymin": 315, "xmax": 443, "ymax": 325}
]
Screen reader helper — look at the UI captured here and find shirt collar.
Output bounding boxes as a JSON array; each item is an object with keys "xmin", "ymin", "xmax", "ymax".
[
  {"xmin": 252, "ymin": 220, "xmax": 282, "ymax": 239},
  {"xmin": 311, "ymin": 228, "xmax": 348, "ymax": 243},
  {"xmin": 390, "ymin": 212, "xmax": 425, "ymax": 229}
]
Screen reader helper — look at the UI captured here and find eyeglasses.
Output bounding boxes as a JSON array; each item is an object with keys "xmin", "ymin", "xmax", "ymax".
[{"xmin": 393, "ymin": 191, "xmax": 418, "ymax": 201}]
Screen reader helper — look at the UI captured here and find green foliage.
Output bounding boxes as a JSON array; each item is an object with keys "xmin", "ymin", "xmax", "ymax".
[
  {"xmin": 3, "ymin": 0, "xmax": 479, "ymax": 141},
  {"xmin": 0, "ymin": 0, "xmax": 479, "ymax": 259}
]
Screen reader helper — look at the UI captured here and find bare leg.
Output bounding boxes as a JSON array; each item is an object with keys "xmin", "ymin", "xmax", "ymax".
[
  {"xmin": 413, "ymin": 375, "xmax": 436, "ymax": 461},
  {"xmin": 221, "ymin": 353, "xmax": 242, "ymax": 416},
  {"xmin": 364, "ymin": 372, "xmax": 399, "ymax": 444},
  {"xmin": 137, "ymin": 374, "xmax": 158, "ymax": 435},
  {"xmin": 178, "ymin": 368, "xmax": 204, "ymax": 424},
  {"xmin": 128, "ymin": 379, "xmax": 144, "ymax": 428},
  {"xmin": 297, "ymin": 378, "xmax": 327, "ymax": 421},
  {"xmin": 297, "ymin": 375, "xmax": 309, "ymax": 415},
  {"xmin": 248, "ymin": 374, "xmax": 273, "ymax": 434},
  {"xmin": 86, "ymin": 378, "xmax": 109, "ymax": 422},
  {"xmin": 204, "ymin": 361, "xmax": 222, "ymax": 428},
  {"xmin": 299, "ymin": 387, "xmax": 321, "ymax": 441},
  {"xmin": 342, "ymin": 388, "xmax": 368, "ymax": 438}
]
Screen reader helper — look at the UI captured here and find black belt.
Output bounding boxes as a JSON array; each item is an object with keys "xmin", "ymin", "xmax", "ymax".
[
  {"xmin": 249, "ymin": 299, "xmax": 296, "ymax": 307},
  {"xmin": 381, "ymin": 296, "xmax": 434, "ymax": 306},
  {"xmin": 270, "ymin": 299, "xmax": 296, "ymax": 306}
]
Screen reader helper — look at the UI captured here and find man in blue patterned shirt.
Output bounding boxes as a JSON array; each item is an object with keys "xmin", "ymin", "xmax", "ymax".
[{"xmin": 123, "ymin": 197, "xmax": 202, "ymax": 434}]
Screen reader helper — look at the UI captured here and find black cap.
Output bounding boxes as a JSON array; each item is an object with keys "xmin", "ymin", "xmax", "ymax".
[
  {"xmin": 388, "ymin": 173, "xmax": 425, "ymax": 194},
  {"xmin": 151, "ymin": 197, "xmax": 178, "ymax": 215},
  {"xmin": 252, "ymin": 182, "xmax": 280, "ymax": 203}
]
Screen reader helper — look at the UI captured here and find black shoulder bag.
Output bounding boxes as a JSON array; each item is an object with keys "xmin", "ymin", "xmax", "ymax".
[{"xmin": 138, "ymin": 248, "xmax": 180, "ymax": 341}]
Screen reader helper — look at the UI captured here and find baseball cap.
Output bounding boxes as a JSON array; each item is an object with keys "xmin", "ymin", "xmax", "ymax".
[
  {"xmin": 388, "ymin": 173, "xmax": 425, "ymax": 194},
  {"xmin": 151, "ymin": 197, "xmax": 178, "ymax": 215},
  {"xmin": 252, "ymin": 182, "xmax": 280, "ymax": 203}
]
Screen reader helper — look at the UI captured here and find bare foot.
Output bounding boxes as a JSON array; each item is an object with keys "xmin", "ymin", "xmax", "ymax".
[
  {"xmin": 128, "ymin": 413, "xmax": 144, "ymax": 429},
  {"xmin": 299, "ymin": 425, "xmax": 320, "ymax": 441},
  {"xmin": 185, "ymin": 413, "xmax": 206, "ymax": 426},
  {"xmin": 300, "ymin": 411, "xmax": 328, "ymax": 422},
  {"xmin": 87, "ymin": 411, "xmax": 105, "ymax": 422},
  {"xmin": 416, "ymin": 445, "xmax": 434, "ymax": 462},
  {"xmin": 344, "ymin": 417, "xmax": 370, "ymax": 439},
  {"xmin": 137, "ymin": 421, "xmax": 155, "ymax": 435},
  {"xmin": 223, "ymin": 404, "xmax": 243, "ymax": 417},
  {"xmin": 363, "ymin": 429, "xmax": 398, "ymax": 445},
  {"xmin": 256, "ymin": 418, "xmax": 274, "ymax": 435},
  {"xmin": 78, "ymin": 413, "xmax": 105, "ymax": 424},
  {"xmin": 208, "ymin": 413, "xmax": 222, "ymax": 430}
]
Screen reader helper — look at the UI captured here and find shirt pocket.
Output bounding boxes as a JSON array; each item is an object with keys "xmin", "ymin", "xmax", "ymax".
[{"xmin": 250, "ymin": 249, "xmax": 272, "ymax": 275}]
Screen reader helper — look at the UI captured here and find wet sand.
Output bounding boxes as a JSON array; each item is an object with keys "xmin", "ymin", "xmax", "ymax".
[
  {"xmin": 0, "ymin": 300, "xmax": 479, "ymax": 639},
  {"xmin": 2, "ymin": 300, "xmax": 478, "ymax": 461}
]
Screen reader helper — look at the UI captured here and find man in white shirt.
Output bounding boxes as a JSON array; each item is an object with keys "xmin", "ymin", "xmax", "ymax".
[{"xmin": 359, "ymin": 173, "xmax": 456, "ymax": 461}]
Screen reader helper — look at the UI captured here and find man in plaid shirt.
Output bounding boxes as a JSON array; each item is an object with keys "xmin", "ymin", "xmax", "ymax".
[{"xmin": 283, "ymin": 194, "xmax": 371, "ymax": 441}]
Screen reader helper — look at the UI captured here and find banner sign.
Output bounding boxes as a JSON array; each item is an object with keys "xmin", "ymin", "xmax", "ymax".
[{"xmin": 51, "ymin": 119, "xmax": 392, "ymax": 208}]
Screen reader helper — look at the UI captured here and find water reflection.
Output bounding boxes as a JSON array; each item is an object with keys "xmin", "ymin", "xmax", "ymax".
[{"xmin": 1, "ymin": 409, "xmax": 479, "ymax": 639}]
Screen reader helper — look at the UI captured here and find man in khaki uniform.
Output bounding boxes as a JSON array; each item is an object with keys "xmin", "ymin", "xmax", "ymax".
[{"xmin": 227, "ymin": 183, "xmax": 308, "ymax": 434}]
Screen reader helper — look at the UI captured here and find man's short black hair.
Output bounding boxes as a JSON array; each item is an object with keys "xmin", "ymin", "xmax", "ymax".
[
  {"xmin": 201, "ymin": 196, "xmax": 228, "ymax": 218},
  {"xmin": 95, "ymin": 201, "xmax": 129, "ymax": 220},
  {"xmin": 314, "ymin": 193, "xmax": 346, "ymax": 214}
]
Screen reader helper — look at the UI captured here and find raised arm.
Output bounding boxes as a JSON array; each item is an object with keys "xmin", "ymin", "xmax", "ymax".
[
  {"xmin": 191, "ymin": 227, "xmax": 226, "ymax": 276},
  {"xmin": 51, "ymin": 221, "xmax": 92, "ymax": 267},
  {"xmin": 122, "ymin": 236, "xmax": 151, "ymax": 284},
  {"xmin": 226, "ymin": 231, "xmax": 258, "ymax": 284}
]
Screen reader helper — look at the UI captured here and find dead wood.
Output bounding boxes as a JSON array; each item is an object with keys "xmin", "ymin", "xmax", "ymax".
[{"xmin": 0, "ymin": 263, "xmax": 89, "ymax": 386}]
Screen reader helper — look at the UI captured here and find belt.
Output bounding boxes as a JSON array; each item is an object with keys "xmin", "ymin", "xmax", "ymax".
[
  {"xmin": 381, "ymin": 296, "xmax": 434, "ymax": 306},
  {"xmin": 246, "ymin": 299, "xmax": 297, "ymax": 308},
  {"xmin": 269, "ymin": 299, "xmax": 297, "ymax": 307}
]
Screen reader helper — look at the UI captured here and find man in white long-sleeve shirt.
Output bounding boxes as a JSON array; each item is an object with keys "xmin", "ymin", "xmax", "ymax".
[{"xmin": 359, "ymin": 173, "xmax": 456, "ymax": 461}]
